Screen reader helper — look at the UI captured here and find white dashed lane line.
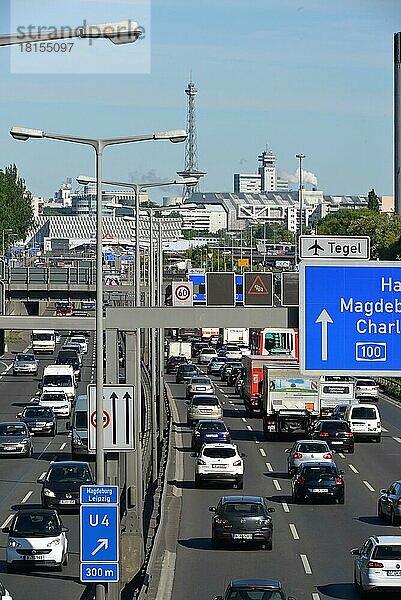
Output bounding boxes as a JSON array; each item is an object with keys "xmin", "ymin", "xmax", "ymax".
[
  {"xmin": 300, "ymin": 554, "xmax": 312, "ymax": 574},
  {"xmin": 60, "ymin": 442, "xmax": 66, "ymax": 450},
  {"xmin": 381, "ymin": 427, "xmax": 388, "ymax": 432},
  {"xmin": 1, "ymin": 514, "xmax": 13, "ymax": 529},
  {"xmin": 21, "ymin": 491, "xmax": 33, "ymax": 504},
  {"xmin": 273, "ymin": 479, "xmax": 281, "ymax": 491},
  {"xmin": 265, "ymin": 462, "xmax": 273, "ymax": 472},
  {"xmin": 348, "ymin": 464, "xmax": 359, "ymax": 474},
  {"xmin": 338, "ymin": 453, "xmax": 345, "ymax": 458},
  {"xmin": 289, "ymin": 523, "xmax": 299, "ymax": 540},
  {"xmin": 394, "ymin": 437, "xmax": 401, "ymax": 444},
  {"xmin": 241, "ymin": 417, "xmax": 247, "ymax": 423},
  {"xmin": 363, "ymin": 480, "xmax": 376, "ymax": 492},
  {"xmin": 312, "ymin": 593, "xmax": 320, "ymax": 600},
  {"xmin": 282, "ymin": 502, "xmax": 290, "ymax": 513},
  {"xmin": 259, "ymin": 448, "xmax": 266, "ymax": 457},
  {"xmin": 246, "ymin": 425, "xmax": 252, "ymax": 431}
]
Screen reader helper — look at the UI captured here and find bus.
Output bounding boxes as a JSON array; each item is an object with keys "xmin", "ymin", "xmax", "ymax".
[{"xmin": 249, "ymin": 327, "xmax": 299, "ymax": 359}]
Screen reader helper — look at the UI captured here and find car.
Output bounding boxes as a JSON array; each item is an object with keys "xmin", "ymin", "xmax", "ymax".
[
  {"xmin": 210, "ymin": 496, "xmax": 275, "ymax": 550},
  {"xmin": 0, "ymin": 581, "xmax": 12, "ymax": 600},
  {"xmin": 344, "ymin": 403, "xmax": 382, "ymax": 442},
  {"xmin": 165, "ymin": 355, "xmax": 188, "ymax": 374},
  {"xmin": 55, "ymin": 349, "xmax": 82, "ymax": 381},
  {"xmin": 191, "ymin": 420, "xmax": 231, "ymax": 450},
  {"xmin": 285, "ymin": 440, "xmax": 332, "ymax": 477},
  {"xmin": 354, "ymin": 378, "xmax": 379, "ymax": 401},
  {"xmin": 292, "ymin": 461, "xmax": 345, "ymax": 504},
  {"xmin": 220, "ymin": 362, "xmax": 242, "ymax": 382},
  {"xmin": 176, "ymin": 363, "xmax": 199, "ymax": 384},
  {"xmin": 207, "ymin": 356, "xmax": 228, "ymax": 375},
  {"xmin": 192, "ymin": 341, "xmax": 210, "ymax": 357},
  {"xmin": 213, "ymin": 578, "xmax": 296, "ymax": 600},
  {"xmin": 378, "ymin": 480, "xmax": 401, "ymax": 525},
  {"xmin": 235, "ymin": 374, "xmax": 244, "ymax": 395},
  {"xmin": 12, "ymin": 353, "xmax": 38, "ymax": 376},
  {"xmin": 311, "ymin": 419, "xmax": 354, "ymax": 453},
  {"xmin": 3, "ymin": 508, "xmax": 69, "ymax": 571},
  {"xmin": 0, "ymin": 422, "xmax": 33, "ymax": 458},
  {"xmin": 17, "ymin": 406, "xmax": 57, "ymax": 437},
  {"xmin": 68, "ymin": 335, "xmax": 88, "ymax": 354},
  {"xmin": 62, "ymin": 341, "xmax": 83, "ymax": 356},
  {"xmin": 198, "ymin": 348, "xmax": 218, "ymax": 364},
  {"xmin": 187, "ymin": 394, "xmax": 223, "ymax": 425},
  {"xmin": 39, "ymin": 461, "xmax": 94, "ymax": 509},
  {"xmin": 223, "ymin": 345, "xmax": 242, "ymax": 361},
  {"xmin": 352, "ymin": 535, "xmax": 401, "ymax": 594},
  {"xmin": 227, "ymin": 365, "xmax": 243, "ymax": 386},
  {"xmin": 331, "ymin": 403, "xmax": 350, "ymax": 420},
  {"xmin": 36, "ymin": 390, "xmax": 71, "ymax": 418},
  {"xmin": 194, "ymin": 442, "xmax": 244, "ymax": 488},
  {"xmin": 238, "ymin": 346, "xmax": 252, "ymax": 357},
  {"xmin": 186, "ymin": 377, "xmax": 215, "ymax": 399}
]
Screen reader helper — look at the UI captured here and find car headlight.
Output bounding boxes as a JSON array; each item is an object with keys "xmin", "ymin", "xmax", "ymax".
[
  {"xmin": 21, "ymin": 438, "xmax": 30, "ymax": 445},
  {"xmin": 8, "ymin": 538, "xmax": 22, "ymax": 548},
  {"xmin": 73, "ymin": 436, "xmax": 83, "ymax": 446},
  {"xmin": 47, "ymin": 538, "xmax": 60, "ymax": 547},
  {"xmin": 43, "ymin": 489, "xmax": 56, "ymax": 497}
]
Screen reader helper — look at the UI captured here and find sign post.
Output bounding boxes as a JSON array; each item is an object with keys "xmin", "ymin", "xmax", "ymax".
[
  {"xmin": 88, "ymin": 384, "xmax": 134, "ymax": 451},
  {"xmin": 243, "ymin": 272, "xmax": 273, "ymax": 307},
  {"xmin": 300, "ymin": 260, "xmax": 401, "ymax": 375},
  {"xmin": 172, "ymin": 281, "xmax": 193, "ymax": 307}
]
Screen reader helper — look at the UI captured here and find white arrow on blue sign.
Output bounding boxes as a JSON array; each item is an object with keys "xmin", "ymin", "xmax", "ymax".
[
  {"xmin": 80, "ymin": 505, "xmax": 118, "ymax": 563},
  {"xmin": 300, "ymin": 260, "xmax": 401, "ymax": 375}
]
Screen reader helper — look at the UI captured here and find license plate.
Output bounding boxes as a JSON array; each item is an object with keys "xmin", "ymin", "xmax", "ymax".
[
  {"xmin": 311, "ymin": 488, "xmax": 327, "ymax": 493},
  {"xmin": 331, "ymin": 441, "xmax": 343, "ymax": 445},
  {"xmin": 197, "ymin": 387, "xmax": 206, "ymax": 391},
  {"xmin": 212, "ymin": 464, "xmax": 226, "ymax": 468},
  {"xmin": 233, "ymin": 534, "xmax": 252, "ymax": 540},
  {"xmin": 387, "ymin": 571, "xmax": 401, "ymax": 576},
  {"xmin": 24, "ymin": 555, "xmax": 45, "ymax": 560},
  {"xmin": 353, "ymin": 423, "xmax": 365, "ymax": 428},
  {"xmin": 206, "ymin": 434, "xmax": 218, "ymax": 438},
  {"xmin": 59, "ymin": 499, "xmax": 75, "ymax": 504},
  {"xmin": 200, "ymin": 409, "xmax": 211, "ymax": 413},
  {"xmin": 31, "ymin": 427, "xmax": 42, "ymax": 431},
  {"xmin": 3, "ymin": 447, "xmax": 16, "ymax": 451}
]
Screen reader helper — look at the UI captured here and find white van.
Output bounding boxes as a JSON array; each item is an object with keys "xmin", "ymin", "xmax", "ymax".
[
  {"xmin": 31, "ymin": 330, "xmax": 56, "ymax": 354},
  {"xmin": 68, "ymin": 394, "xmax": 93, "ymax": 459},
  {"xmin": 40, "ymin": 365, "xmax": 76, "ymax": 401},
  {"xmin": 344, "ymin": 403, "xmax": 381, "ymax": 442}
]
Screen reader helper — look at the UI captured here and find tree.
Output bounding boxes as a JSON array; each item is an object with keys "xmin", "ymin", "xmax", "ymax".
[
  {"xmin": 367, "ymin": 189, "xmax": 380, "ymax": 212},
  {"xmin": 0, "ymin": 164, "xmax": 34, "ymax": 245}
]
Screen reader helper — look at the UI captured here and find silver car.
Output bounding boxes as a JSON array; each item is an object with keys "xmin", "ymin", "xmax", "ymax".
[
  {"xmin": 0, "ymin": 422, "xmax": 33, "ymax": 458},
  {"xmin": 186, "ymin": 377, "xmax": 215, "ymax": 399},
  {"xmin": 285, "ymin": 440, "xmax": 332, "ymax": 477},
  {"xmin": 355, "ymin": 378, "xmax": 379, "ymax": 401},
  {"xmin": 13, "ymin": 353, "xmax": 38, "ymax": 376},
  {"xmin": 378, "ymin": 480, "xmax": 401, "ymax": 525},
  {"xmin": 187, "ymin": 394, "xmax": 223, "ymax": 425},
  {"xmin": 198, "ymin": 348, "xmax": 218, "ymax": 365}
]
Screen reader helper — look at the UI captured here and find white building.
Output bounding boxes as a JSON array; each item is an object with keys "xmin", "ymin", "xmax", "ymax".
[
  {"xmin": 71, "ymin": 185, "xmax": 149, "ymax": 216},
  {"xmin": 233, "ymin": 173, "xmax": 261, "ymax": 193},
  {"xmin": 31, "ymin": 196, "xmax": 44, "ymax": 217},
  {"xmin": 180, "ymin": 204, "xmax": 227, "ymax": 233},
  {"xmin": 258, "ymin": 149, "xmax": 277, "ymax": 192}
]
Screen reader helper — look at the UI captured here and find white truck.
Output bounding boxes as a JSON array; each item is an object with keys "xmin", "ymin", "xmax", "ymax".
[
  {"xmin": 31, "ymin": 330, "xmax": 56, "ymax": 354},
  {"xmin": 201, "ymin": 328, "xmax": 220, "ymax": 341},
  {"xmin": 167, "ymin": 340, "xmax": 192, "ymax": 360},
  {"xmin": 319, "ymin": 376, "xmax": 355, "ymax": 417},
  {"xmin": 262, "ymin": 363, "xmax": 319, "ymax": 438},
  {"xmin": 222, "ymin": 328, "xmax": 249, "ymax": 346}
]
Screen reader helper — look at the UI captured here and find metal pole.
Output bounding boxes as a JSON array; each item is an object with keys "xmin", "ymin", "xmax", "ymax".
[
  {"xmin": 250, "ymin": 226, "xmax": 253, "ymax": 270},
  {"xmin": 395, "ymin": 32, "xmax": 401, "ymax": 214},
  {"xmin": 149, "ymin": 211, "xmax": 158, "ymax": 481},
  {"xmin": 95, "ymin": 144, "xmax": 105, "ymax": 600}
]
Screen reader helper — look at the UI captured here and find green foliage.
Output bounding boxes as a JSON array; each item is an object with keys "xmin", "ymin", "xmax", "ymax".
[
  {"xmin": 367, "ymin": 189, "xmax": 380, "ymax": 212},
  {"xmin": 0, "ymin": 164, "xmax": 34, "ymax": 245}
]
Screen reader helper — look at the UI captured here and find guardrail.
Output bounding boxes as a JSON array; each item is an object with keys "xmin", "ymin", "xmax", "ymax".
[
  {"xmin": 141, "ymin": 361, "xmax": 153, "ymax": 491},
  {"xmin": 377, "ymin": 376, "xmax": 401, "ymax": 401}
]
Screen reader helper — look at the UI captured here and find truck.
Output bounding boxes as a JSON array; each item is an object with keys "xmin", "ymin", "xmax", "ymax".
[
  {"xmin": 318, "ymin": 376, "xmax": 355, "ymax": 418},
  {"xmin": 201, "ymin": 328, "xmax": 220, "ymax": 341},
  {"xmin": 222, "ymin": 328, "xmax": 249, "ymax": 346},
  {"xmin": 262, "ymin": 364, "xmax": 319, "ymax": 438},
  {"xmin": 31, "ymin": 330, "xmax": 56, "ymax": 354},
  {"xmin": 167, "ymin": 340, "xmax": 192, "ymax": 360}
]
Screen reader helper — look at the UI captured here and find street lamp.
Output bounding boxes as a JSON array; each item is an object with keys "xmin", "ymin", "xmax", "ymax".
[
  {"xmin": 11, "ymin": 126, "xmax": 187, "ymax": 496},
  {"xmin": 0, "ymin": 20, "xmax": 143, "ymax": 47},
  {"xmin": 295, "ymin": 153, "xmax": 306, "ymax": 264}
]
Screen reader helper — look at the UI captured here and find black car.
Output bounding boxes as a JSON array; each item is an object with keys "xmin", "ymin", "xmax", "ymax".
[
  {"xmin": 220, "ymin": 362, "xmax": 242, "ymax": 382},
  {"xmin": 311, "ymin": 419, "xmax": 354, "ymax": 453},
  {"xmin": 165, "ymin": 355, "xmax": 188, "ymax": 374},
  {"xmin": 210, "ymin": 495, "xmax": 275, "ymax": 550},
  {"xmin": 192, "ymin": 341, "xmax": 210, "ymax": 358},
  {"xmin": 192, "ymin": 420, "xmax": 231, "ymax": 450},
  {"xmin": 176, "ymin": 363, "xmax": 199, "ymax": 383},
  {"xmin": 56, "ymin": 350, "xmax": 81, "ymax": 381},
  {"xmin": 18, "ymin": 406, "xmax": 57, "ymax": 436},
  {"xmin": 39, "ymin": 461, "xmax": 94, "ymax": 509},
  {"xmin": 292, "ymin": 461, "xmax": 345, "ymax": 504},
  {"xmin": 213, "ymin": 578, "xmax": 296, "ymax": 600},
  {"xmin": 227, "ymin": 365, "xmax": 243, "ymax": 387}
]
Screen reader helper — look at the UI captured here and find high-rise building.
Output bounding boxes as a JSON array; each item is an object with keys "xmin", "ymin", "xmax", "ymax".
[
  {"xmin": 258, "ymin": 149, "xmax": 277, "ymax": 192},
  {"xmin": 233, "ymin": 173, "xmax": 261, "ymax": 193}
]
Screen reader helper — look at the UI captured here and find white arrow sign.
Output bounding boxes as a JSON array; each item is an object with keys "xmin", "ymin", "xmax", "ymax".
[
  {"xmin": 315, "ymin": 309, "xmax": 333, "ymax": 361},
  {"xmin": 91, "ymin": 538, "xmax": 109, "ymax": 556}
]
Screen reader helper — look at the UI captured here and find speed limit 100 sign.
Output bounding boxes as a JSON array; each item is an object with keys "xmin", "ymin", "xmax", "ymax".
[{"xmin": 172, "ymin": 281, "xmax": 193, "ymax": 306}]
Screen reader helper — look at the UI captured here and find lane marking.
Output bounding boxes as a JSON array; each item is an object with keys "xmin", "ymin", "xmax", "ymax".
[
  {"xmin": 229, "ymin": 401, "xmax": 234, "ymax": 405},
  {"xmin": 38, "ymin": 471, "xmax": 46, "ymax": 481},
  {"xmin": 300, "ymin": 554, "xmax": 312, "ymax": 574},
  {"xmin": 259, "ymin": 448, "xmax": 266, "ymax": 457},
  {"xmin": 273, "ymin": 479, "xmax": 281, "ymax": 491},
  {"xmin": 266, "ymin": 462, "xmax": 273, "ymax": 472},
  {"xmin": 382, "ymin": 427, "xmax": 388, "ymax": 432},
  {"xmin": 254, "ymin": 437, "xmax": 259, "ymax": 444},
  {"xmin": 1, "ymin": 514, "xmax": 13, "ymax": 529},
  {"xmin": 312, "ymin": 594, "xmax": 320, "ymax": 600},
  {"xmin": 338, "ymin": 453, "xmax": 345, "ymax": 458},
  {"xmin": 393, "ymin": 437, "xmax": 401, "ymax": 444},
  {"xmin": 241, "ymin": 417, "xmax": 247, "ymax": 423},
  {"xmin": 349, "ymin": 464, "xmax": 359, "ymax": 474},
  {"xmin": 235, "ymin": 408, "xmax": 239, "ymax": 411},
  {"xmin": 282, "ymin": 502, "xmax": 290, "ymax": 513},
  {"xmin": 21, "ymin": 491, "xmax": 33, "ymax": 504},
  {"xmin": 289, "ymin": 523, "xmax": 299, "ymax": 540},
  {"xmin": 246, "ymin": 425, "xmax": 252, "ymax": 431},
  {"xmin": 363, "ymin": 480, "xmax": 375, "ymax": 492},
  {"xmin": 60, "ymin": 442, "xmax": 66, "ymax": 450}
]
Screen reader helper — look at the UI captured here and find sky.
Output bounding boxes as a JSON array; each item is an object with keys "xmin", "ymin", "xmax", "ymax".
[{"xmin": 0, "ymin": 0, "xmax": 399, "ymax": 203}]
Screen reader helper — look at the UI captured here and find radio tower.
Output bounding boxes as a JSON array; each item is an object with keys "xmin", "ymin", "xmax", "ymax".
[{"xmin": 178, "ymin": 77, "xmax": 206, "ymax": 200}]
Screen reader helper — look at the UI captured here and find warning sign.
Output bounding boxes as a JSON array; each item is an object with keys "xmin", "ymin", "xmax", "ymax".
[{"xmin": 244, "ymin": 272, "xmax": 273, "ymax": 307}]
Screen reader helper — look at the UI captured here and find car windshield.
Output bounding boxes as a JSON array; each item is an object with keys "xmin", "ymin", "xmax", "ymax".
[
  {"xmin": 12, "ymin": 513, "xmax": 60, "ymax": 537},
  {"xmin": 227, "ymin": 591, "xmax": 284, "ymax": 600},
  {"xmin": 351, "ymin": 407, "xmax": 377, "ymax": 419},
  {"xmin": 75, "ymin": 412, "xmax": 88, "ymax": 429},
  {"xmin": 198, "ymin": 422, "xmax": 226, "ymax": 431},
  {"xmin": 48, "ymin": 465, "xmax": 92, "ymax": 483},
  {"xmin": 16, "ymin": 354, "xmax": 35, "ymax": 362},
  {"xmin": 33, "ymin": 334, "xmax": 53, "ymax": 341},
  {"xmin": 0, "ymin": 424, "xmax": 26, "ymax": 436},
  {"xmin": 303, "ymin": 466, "xmax": 337, "ymax": 480},
  {"xmin": 201, "ymin": 349, "xmax": 215, "ymax": 354},
  {"xmin": 43, "ymin": 375, "xmax": 72, "ymax": 387},
  {"xmin": 373, "ymin": 545, "xmax": 401, "ymax": 560},
  {"xmin": 191, "ymin": 378, "xmax": 211, "ymax": 385},
  {"xmin": 41, "ymin": 393, "xmax": 67, "ymax": 402},
  {"xmin": 356, "ymin": 380, "xmax": 375, "ymax": 386},
  {"xmin": 222, "ymin": 503, "xmax": 264, "ymax": 516},
  {"xmin": 192, "ymin": 397, "xmax": 219, "ymax": 406},
  {"xmin": 179, "ymin": 365, "xmax": 196, "ymax": 371},
  {"xmin": 321, "ymin": 422, "xmax": 349, "ymax": 432},
  {"xmin": 24, "ymin": 408, "xmax": 52, "ymax": 418},
  {"xmin": 203, "ymin": 447, "xmax": 236, "ymax": 458},
  {"xmin": 297, "ymin": 443, "xmax": 328, "ymax": 453}
]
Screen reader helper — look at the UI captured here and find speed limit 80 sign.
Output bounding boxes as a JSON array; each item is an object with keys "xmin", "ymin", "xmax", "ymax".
[{"xmin": 172, "ymin": 281, "xmax": 193, "ymax": 306}]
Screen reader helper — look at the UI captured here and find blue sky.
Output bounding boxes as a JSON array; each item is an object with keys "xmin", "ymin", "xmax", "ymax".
[{"xmin": 0, "ymin": 0, "xmax": 399, "ymax": 202}]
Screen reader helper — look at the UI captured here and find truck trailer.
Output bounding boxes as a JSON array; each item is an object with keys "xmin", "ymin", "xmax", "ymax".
[{"xmin": 242, "ymin": 355, "xmax": 296, "ymax": 415}]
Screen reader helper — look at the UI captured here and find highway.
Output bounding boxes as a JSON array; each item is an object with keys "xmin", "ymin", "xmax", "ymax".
[
  {"xmin": 167, "ymin": 367, "xmax": 401, "ymax": 600},
  {"xmin": 0, "ymin": 334, "xmax": 95, "ymax": 600}
]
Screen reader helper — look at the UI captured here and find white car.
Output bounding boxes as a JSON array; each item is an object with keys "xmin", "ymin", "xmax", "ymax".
[
  {"xmin": 69, "ymin": 335, "xmax": 88, "ymax": 354},
  {"xmin": 198, "ymin": 348, "xmax": 217, "ymax": 365},
  {"xmin": 239, "ymin": 345, "xmax": 251, "ymax": 356},
  {"xmin": 285, "ymin": 440, "xmax": 332, "ymax": 477},
  {"xmin": 352, "ymin": 535, "xmax": 401, "ymax": 593},
  {"xmin": 224, "ymin": 345, "xmax": 242, "ymax": 361},
  {"xmin": 36, "ymin": 391, "xmax": 71, "ymax": 418},
  {"xmin": 4, "ymin": 509, "xmax": 69, "ymax": 572},
  {"xmin": 355, "ymin": 378, "xmax": 379, "ymax": 401},
  {"xmin": 194, "ymin": 442, "xmax": 244, "ymax": 488}
]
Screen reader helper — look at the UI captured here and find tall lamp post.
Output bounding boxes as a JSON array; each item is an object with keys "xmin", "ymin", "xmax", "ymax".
[{"xmin": 295, "ymin": 153, "xmax": 306, "ymax": 264}]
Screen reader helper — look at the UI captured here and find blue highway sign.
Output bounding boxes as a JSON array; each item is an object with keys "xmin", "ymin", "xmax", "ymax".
[
  {"xmin": 81, "ymin": 562, "xmax": 119, "ymax": 583},
  {"xmin": 80, "ymin": 505, "xmax": 118, "ymax": 563},
  {"xmin": 300, "ymin": 260, "xmax": 401, "ymax": 375},
  {"xmin": 80, "ymin": 485, "xmax": 118, "ymax": 505}
]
